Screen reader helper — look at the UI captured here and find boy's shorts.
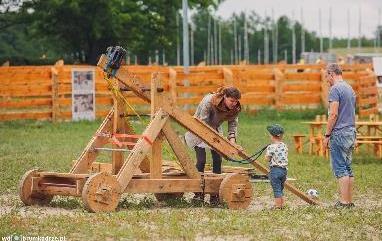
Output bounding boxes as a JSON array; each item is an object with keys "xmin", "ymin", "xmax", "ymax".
[
  {"xmin": 329, "ymin": 127, "xmax": 356, "ymax": 178},
  {"xmin": 269, "ymin": 166, "xmax": 287, "ymax": 198}
]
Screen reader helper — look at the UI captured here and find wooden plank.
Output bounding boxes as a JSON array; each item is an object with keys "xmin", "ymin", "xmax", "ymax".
[
  {"xmin": 150, "ymin": 73, "xmax": 163, "ymax": 179},
  {"xmin": 112, "ymin": 96, "xmax": 126, "ymax": 175},
  {"xmin": 359, "ymin": 96, "xmax": 378, "ymax": 106},
  {"xmin": 281, "ymin": 95, "xmax": 321, "ymax": 105},
  {"xmin": 283, "ymin": 84, "xmax": 321, "ymax": 92},
  {"xmin": 176, "ymin": 86, "xmax": 217, "ymax": 94},
  {"xmin": 0, "ymin": 85, "xmax": 51, "ymax": 97},
  {"xmin": 359, "ymin": 107, "xmax": 379, "ymax": 116},
  {"xmin": 361, "ymin": 87, "xmax": 378, "ymax": 95},
  {"xmin": 124, "ymin": 178, "xmax": 223, "ymax": 193},
  {"xmin": 116, "ymin": 109, "xmax": 169, "ymax": 190},
  {"xmin": 284, "ymin": 72, "xmax": 321, "ymax": 81},
  {"xmin": 0, "ymin": 111, "xmax": 51, "ymax": 121},
  {"xmin": 0, "ymin": 98, "xmax": 52, "ymax": 108}
]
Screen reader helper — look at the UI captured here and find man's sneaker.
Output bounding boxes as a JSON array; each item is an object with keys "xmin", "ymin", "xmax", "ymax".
[
  {"xmin": 347, "ymin": 202, "xmax": 355, "ymax": 208},
  {"xmin": 334, "ymin": 201, "xmax": 347, "ymax": 208},
  {"xmin": 334, "ymin": 201, "xmax": 354, "ymax": 208}
]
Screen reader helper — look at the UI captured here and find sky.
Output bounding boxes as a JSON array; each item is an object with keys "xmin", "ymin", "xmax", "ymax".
[{"xmin": 215, "ymin": 0, "xmax": 382, "ymax": 39}]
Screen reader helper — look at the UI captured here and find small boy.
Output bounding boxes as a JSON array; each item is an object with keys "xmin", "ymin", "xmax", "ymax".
[{"xmin": 265, "ymin": 124, "xmax": 288, "ymax": 209}]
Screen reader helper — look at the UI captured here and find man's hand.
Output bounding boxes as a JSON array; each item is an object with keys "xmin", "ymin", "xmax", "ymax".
[
  {"xmin": 323, "ymin": 136, "xmax": 330, "ymax": 149},
  {"xmin": 229, "ymin": 138, "xmax": 236, "ymax": 144}
]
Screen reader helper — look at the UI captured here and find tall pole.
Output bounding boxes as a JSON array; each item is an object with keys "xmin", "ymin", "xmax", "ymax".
[
  {"xmin": 264, "ymin": 11, "xmax": 269, "ymax": 64},
  {"xmin": 378, "ymin": 8, "xmax": 381, "ymax": 50},
  {"xmin": 162, "ymin": 49, "xmax": 166, "ymax": 65},
  {"xmin": 182, "ymin": 0, "xmax": 189, "ymax": 73},
  {"xmin": 190, "ymin": 24, "xmax": 194, "ymax": 66},
  {"xmin": 292, "ymin": 10, "xmax": 296, "ymax": 64},
  {"xmin": 347, "ymin": 8, "xmax": 351, "ymax": 52},
  {"xmin": 176, "ymin": 12, "xmax": 180, "ymax": 66},
  {"xmin": 244, "ymin": 12, "xmax": 249, "ymax": 64},
  {"xmin": 272, "ymin": 9, "xmax": 277, "ymax": 64},
  {"xmin": 301, "ymin": 7, "xmax": 305, "ymax": 53},
  {"xmin": 234, "ymin": 16, "xmax": 238, "ymax": 64},
  {"xmin": 238, "ymin": 34, "xmax": 242, "ymax": 63},
  {"xmin": 207, "ymin": 15, "xmax": 211, "ymax": 65},
  {"xmin": 219, "ymin": 21, "xmax": 222, "ymax": 64},
  {"xmin": 329, "ymin": 7, "xmax": 333, "ymax": 51},
  {"xmin": 258, "ymin": 49, "xmax": 261, "ymax": 64},
  {"xmin": 319, "ymin": 8, "xmax": 323, "ymax": 53},
  {"xmin": 358, "ymin": 6, "xmax": 362, "ymax": 52},
  {"xmin": 214, "ymin": 17, "xmax": 218, "ymax": 65}
]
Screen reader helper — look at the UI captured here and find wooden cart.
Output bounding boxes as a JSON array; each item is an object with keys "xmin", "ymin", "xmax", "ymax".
[{"xmin": 19, "ymin": 49, "xmax": 319, "ymax": 212}]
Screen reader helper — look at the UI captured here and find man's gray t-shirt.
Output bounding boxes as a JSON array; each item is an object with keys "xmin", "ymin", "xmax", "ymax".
[{"xmin": 328, "ymin": 80, "xmax": 356, "ymax": 132}]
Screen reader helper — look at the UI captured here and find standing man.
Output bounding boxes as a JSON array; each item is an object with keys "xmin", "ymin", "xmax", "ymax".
[{"xmin": 323, "ymin": 63, "xmax": 356, "ymax": 208}]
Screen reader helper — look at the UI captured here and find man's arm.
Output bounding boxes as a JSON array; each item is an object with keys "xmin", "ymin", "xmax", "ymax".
[{"xmin": 325, "ymin": 101, "xmax": 339, "ymax": 136}]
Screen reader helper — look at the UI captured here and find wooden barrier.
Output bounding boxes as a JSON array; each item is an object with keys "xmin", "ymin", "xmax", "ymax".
[{"xmin": 0, "ymin": 63, "xmax": 378, "ymax": 121}]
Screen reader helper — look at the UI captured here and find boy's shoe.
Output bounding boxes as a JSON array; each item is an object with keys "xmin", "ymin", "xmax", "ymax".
[{"xmin": 270, "ymin": 205, "xmax": 284, "ymax": 210}]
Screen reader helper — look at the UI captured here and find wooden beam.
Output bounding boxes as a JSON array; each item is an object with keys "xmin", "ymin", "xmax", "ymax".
[
  {"xmin": 150, "ymin": 72, "xmax": 163, "ymax": 179},
  {"xmin": 124, "ymin": 178, "xmax": 222, "ymax": 193},
  {"xmin": 112, "ymin": 96, "xmax": 126, "ymax": 175},
  {"xmin": 162, "ymin": 121, "xmax": 200, "ymax": 179},
  {"xmin": 116, "ymin": 109, "xmax": 169, "ymax": 190}
]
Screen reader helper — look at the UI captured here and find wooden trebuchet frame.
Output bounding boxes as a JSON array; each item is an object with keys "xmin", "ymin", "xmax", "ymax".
[{"xmin": 18, "ymin": 53, "xmax": 319, "ymax": 213}]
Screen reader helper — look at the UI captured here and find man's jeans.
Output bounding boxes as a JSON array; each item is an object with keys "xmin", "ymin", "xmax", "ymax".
[{"xmin": 329, "ymin": 127, "xmax": 356, "ymax": 178}]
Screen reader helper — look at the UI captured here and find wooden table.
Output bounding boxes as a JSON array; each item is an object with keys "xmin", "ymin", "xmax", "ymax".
[{"xmin": 301, "ymin": 121, "xmax": 382, "ymax": 157}]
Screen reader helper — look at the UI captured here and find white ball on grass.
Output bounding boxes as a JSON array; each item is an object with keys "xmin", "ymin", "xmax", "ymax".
[{"xmin": 306, "ymin": 189, "xmax": 319, "ymax": 198}]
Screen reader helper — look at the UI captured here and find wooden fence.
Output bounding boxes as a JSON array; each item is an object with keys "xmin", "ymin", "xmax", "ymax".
[{"xmin": 0, "ymin": 62, "xmax": 378, "ymax": 121}]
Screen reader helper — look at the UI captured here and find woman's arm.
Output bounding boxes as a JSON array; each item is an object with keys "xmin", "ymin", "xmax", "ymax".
[{"xmin": 227, "ymin": 116, "xmax": 238, "ymax": 143}]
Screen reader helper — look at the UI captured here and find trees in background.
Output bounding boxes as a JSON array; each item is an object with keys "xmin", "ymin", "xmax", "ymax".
[{"xmin": 0, "ymin": 0, "xmax": 379, "ymax": 65}]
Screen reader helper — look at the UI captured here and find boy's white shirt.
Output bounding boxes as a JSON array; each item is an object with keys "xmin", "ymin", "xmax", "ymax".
[{"xmin": 265, "ymin": 141, "xmax": 288, "ymax": 169}]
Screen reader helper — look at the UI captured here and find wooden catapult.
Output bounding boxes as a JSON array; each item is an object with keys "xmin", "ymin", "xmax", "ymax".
[{"xmin": 19, "ymin": 47, "xmax": 319, "ymax": 212}]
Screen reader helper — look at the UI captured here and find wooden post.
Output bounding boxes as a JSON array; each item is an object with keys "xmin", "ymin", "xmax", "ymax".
[
  {"xmin": 169, "ymin": 68, "xmax": 177, "ymax": 105},
  {"xmin": 51, "ymin": 60, "xmax": 63, "ymax": 122},
  {"xmin": 273, "ymin": 68, "xmax": 284, "ymax": 110},
  {"xmin": 223, "ymin": 68, "xmax": 234, "ymax": 86},
  {"xmin": 320, "ymin": 69, "xmax": 329, "ymax": 108},
  {"xmin": 150, "ymin": 73, "xmax": 163, "ymax": 179},
  {"xmin": 112, "ymin": 91, "xmax": 126, "ymax": 174}
]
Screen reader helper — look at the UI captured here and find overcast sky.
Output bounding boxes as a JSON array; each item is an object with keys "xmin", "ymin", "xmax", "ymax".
[{"xmin": 215, "ymin": 0, "xmax": 382, "ymax": 38}]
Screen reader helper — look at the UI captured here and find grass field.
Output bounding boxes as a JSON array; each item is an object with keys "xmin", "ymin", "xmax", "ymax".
[{"xmin": 0, "ymin": 110, "xmax": 381, "ymax": 241}]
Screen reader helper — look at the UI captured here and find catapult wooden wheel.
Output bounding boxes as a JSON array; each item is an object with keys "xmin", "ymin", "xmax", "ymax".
[
  {"xmin": 154, "ymin": 192, "xmax": 184, "ymax": 202},
  {"xmin": 219, "ymin": 173, "xmax": 253, "ymax": 209},
  {"xmin": 82, "ymin": 172, "xmax": 121, "ymax": 212},
  {"xmin": 19, "ymin": 169, "xmax": 53, "ymax": 206}
]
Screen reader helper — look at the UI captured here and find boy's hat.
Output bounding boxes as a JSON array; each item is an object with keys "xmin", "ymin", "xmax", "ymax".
[{"xmin": 267, "ymin": 124, "xmax": 284, "ymax": 137}]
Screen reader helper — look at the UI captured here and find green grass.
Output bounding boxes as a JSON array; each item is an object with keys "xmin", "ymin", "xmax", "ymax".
[{"xmin": 0, "ymin": 111, "xmax": 381, "ymax": 240}]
